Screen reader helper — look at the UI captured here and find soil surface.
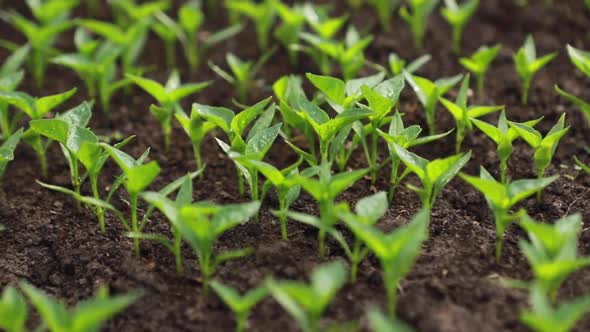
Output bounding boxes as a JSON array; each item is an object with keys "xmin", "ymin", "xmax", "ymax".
[{"xmin": 1, "ymin": 0, "xmax": 590, "ymax": 331}]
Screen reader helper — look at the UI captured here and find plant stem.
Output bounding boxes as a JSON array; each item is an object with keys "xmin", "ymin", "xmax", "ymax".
[
  {"xmin": 384, "ymin": 267, "xmax": 397, "ymax": 318},
  {"xmin": 522, "ymin": 77, "xmax": 531, "ymax": 105},
  {"xmin": 236, "ymin": 313, "xmax": 247, "ymax": 332},
  {"xmin": 477, "ymin": 72, "xmax": 485, "ymax": 95},
  {"xmin": 193, "ymin": 144, "xmax": 203, "ymax": 173},
  {"xmin": 350, "ymin": 239, "xmax": 362, "ymax": 283},
  {"xmin": 173, "ymin": 227, "xmax": 183, "ymax": 275},
  {"xmin": 38, "ymin": 148, "xmax": 48, "ymax": 179},
  {"xmin": 279, "ymin": 200, "xmax": 288, "ymax": 240},
  {"xmin": 91, "ymin": 174, "xmax": 105, "ymax": 233},
  {"xmin": 130, "ymin": 193, "xmax": 140, "ymax": 256},
  {"xmin": 452, "ymin": 27, "xmax": 462, "ymax": 54},
  {"xmin": 388, "ymin": 158, "xmax": 401, "ymax": 202},
  {"xmin": 237, "ymin": 167, "xmax": 245, "ymax": 196},
  {"xmin": 370, "ymin": 130, "xmax": 379, "ymax": 185}
]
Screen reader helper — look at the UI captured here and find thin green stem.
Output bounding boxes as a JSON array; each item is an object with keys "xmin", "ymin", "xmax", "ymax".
[
  {"xmin": 236, "ymin": 312, "xmax": 247, "ymax": 332},
  {"xmin": 130, "ymin": 193, "xmax": 140, "ymax": 256},
  {"xmin": 370, "ymin": 130, "xmax": 379, "ymax": 185},
  {"xmin": 173, "ymin": 227, "xmax": 183, "ymax": 275},
  {"xmin": 522, "ymin": 77, "xmax": 531, "ymax": 105},
  {"xmin": 477, "ymin": 72, "xmax": 485, "ymax": 95},
  {"xmin": 91, "ymin": 174, "xmax": 105, "ymax": 233},
  {"xmin": 350, "ymin": 239, "xmax": 362, "ymax": 283}
]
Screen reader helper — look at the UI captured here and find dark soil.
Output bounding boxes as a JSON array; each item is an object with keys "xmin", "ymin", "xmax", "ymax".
[{"xmin": 1, "ymin": 0, "xmax": 590, "ymax": 331}]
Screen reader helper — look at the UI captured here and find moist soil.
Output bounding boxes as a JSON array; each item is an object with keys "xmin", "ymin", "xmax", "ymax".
[{"xmin": 1, "ymin": 0, "xmax": 590, "ymax": 331}]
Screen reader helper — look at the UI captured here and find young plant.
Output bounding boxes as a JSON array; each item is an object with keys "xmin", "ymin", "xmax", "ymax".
[
  {"xmin": 459, "ymin": 44, "xmax": 502, "ymax": 93},
  {"xmin": 20, "ymin": 282, "xmax": 141, "ymax": 332},
  {"xmin": 368, "ymin": 0, "xmax": 401, "ymax": 31},
  {"xmin": 441, "ymin": 0, "xmax": 479, "ymax": 54},
  {"xmin": 126, "ymin": 71, "xmax": 210, "ymax": 150},
  {"xmin": 342, "ymin": 209, "xmax": 429, "ymax": 317},
  {"xmin": 404, "ymin": 72, "xmax": 463, "ymax": 135},
  {"xmin": 0, "ymin": 286, "xmax": 27, "ymax": 332},
  {"xmin": 274, "ymin": 2, "xmax": 306, "ymax": 65},
  {"xmin": 388, "ymin": 52, "xmax": 431, "ymax": 76},
  {"xmin": 471, "ymin": 111, "xmax": 542, "ymax": 183},
  {"xmin": 555, "ymin": 45, "xmax": 590, "ymax": 127},
  {"xmin": 514, "ymin": 35, "xmax": 558, "ymax": 104},
  {"xmin": 0, "ymin": 87, "xmax": 77, "ymax": 177},
  {"xmin": 0, "ymin": 0, "xmax": 77, "ymax": 86},
  {"xmin": 0, "ymin": 44, "xmax": 29, "ymax": 140},
  {"xmin": 460, "ymin": 167, "xmax": 558, "ymax": 261},
  {"xmin": 509, "ymin": 113, "xmax": 569, "ymax": 181},
  {"xmin": 378, "ymin": 111, "xmax": 452, "ymax": 201},
  {"xmin": 367, "ymin": 307, "xmax": 413, "ymax": 332},
  {"xmin": 209, "ymin": 50, "xmax": 275, "ymax": 103},
  {"xmin": 175, "ymin": 104, "xmax": 217, "ymax": 171},
  {"xmin": 210, "ymin": 281, "xmax": 268, "ymax": 332},
  {"xmin": 393, "ymin": 144, "xmax": 471, "ymax": 209},
  {"xmin": 266, "ymin": 260, "xmax": 347, "ymax": 332},
  {"xmin": 399, "ymin": 0, "xmax": 440, "ymax": 48},
  {"xmin": 142, "ymin": 192, "xmax": 260, "ymax": 293},
  {"xmin": 439, "ymin": 74, "xmax": 504, "ymax": 152},
  {"xmin": 226, "ymin": 0, "xmax": 275, "ymax": 51},
  {"xmin": 0, "ymin": 128, "xmax": 22, "ymax": 182}
]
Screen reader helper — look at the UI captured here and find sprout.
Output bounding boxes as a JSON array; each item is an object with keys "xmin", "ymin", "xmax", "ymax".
[
  {"xmin": 460, "ymin": 167, "xmax": 558, "ymax": 261},
  {"xmin": 0, "ymin": 128, "xmax": 22, "ymax": 182},
  {"xmin": 225, "ymin": 0, "xmax": 276, "ymax": 51},
  {"xmin": 404, "ymin": 72, "xmax": 463, "ymax": 135},
  {"xmin": 393, "ymin": 144, "xmax": 471, "ymax": 209},
  {"xmin": 0, "ymin": 44, "xmax": 29, "ymax": 139},
  {"xmin": 378, "ymin": 111, "xmax": 452, "ymax": 201},
  {"xmin": 266, "ymin": 260, "xmax": 347, "ymax": 332},
  {"xmin": 126, "ymin": 71, "xmax": 210, "ymax": 150},
  {"xmin": 439, "ymin": 74, "xmax": 504, "ymax": 152},
  {"xmin": 399, "ymin": 0, "xmax": 439, "ymax": 48},
  {"xmin": 368, "ymin": 0, "xmax": 401, "ymax": 31},
  {"xmin": 110, "ymin": 0, "xmax": 170, "ymax": 27},
  {"xmin": 342, "ymin": 209, "xmax": 430, "ymax": 317},
  {"xmin": 142, "ymin": 192, "xmax": 260, "ymax": 293},
  {"xmin": 513, "ymin": 35, "xmax": 557, "ymax": 104},
  {"xmin": 0, "ymin": 87, "xmax": 77, "ymax": 177},
  {"xmin": 210, "ymin": 281, "xmax": 268, "ymax": 332},
  {"xmin": 0, "ymin": 0, "xmax": 77, "ymax": 86},
  {"xmin": 441, "ymin": 0, "xmax": 479, "ymax": 54},
  {"xmin": 175, "ymin": 104, "xmax": 217, "ymax": 171},
  {"xmin": 388, "ymin": 52, "xmax": 431, "ymax": 76},
  {"xmin": 471, "ymin": 110, "xmax": 542, "ymax": 183},
  {"xmin": 367, "ymin": 307, "xmax": 414, "ymax": 332},
  {"xmin": 209, "ymin": 50, "xmax": 275, "ymax": 103},
  {"xmin": 274, "ymin": 2, "xmax": 306, "ymax": 64},
  {"xmin": 555, "ymin": 45, "xmax": 590, "ymax": 127},
  {"xmin": 459, "ymin": 44, "xmax": 502, "ymax": 94},
  {"xmin": 0, "ymin": 286, "xmax": 27, "ymax": 332}
]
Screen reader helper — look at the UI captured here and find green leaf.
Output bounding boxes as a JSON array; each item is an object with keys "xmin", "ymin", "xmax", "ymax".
[
  {"xmin": 306, "ymin": 73, "xmax": 346, "ymax": 105},
  {"xmin": 30, "ymin": 119, "xmax": 70, "ymax": 145},
  {"xmin": 71, "ymin": 291, "xmax": 141, "ymax": 332},
  {"xmin": 20, "ymin": 282, "xmax": 69, "ymax": 332},
  {"xmin": 329, "ymin": 168, "xmax": 368, "ymax": 198},
  {"xmin": 0, "ymin": 287, "xmax": 28, "ymax": 332},
  {"xmin": 35, "ymin": 87, "xmax": 77, "ymax": 118},
  {"xmin": 126, "ymin": 161, "xmax": 160, "ymax": 194},
  {"xmin": 355, "ymin": 191, "xmax": 388, "ymax": 223}
]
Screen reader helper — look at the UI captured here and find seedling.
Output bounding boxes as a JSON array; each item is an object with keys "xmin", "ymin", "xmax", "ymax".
[
  {"xmin": 378, "ymin": 112, "xmax": 452, "ymax": 201},
  {"xmin": 266, "ymin": 260, "xmax": 347, "ymax": 332},
  {"xmin": 126, "ymin": 71, "xmax": 210, "ymax": 150},
  {"xmin": 0, "ymin": 44, "xmax": 29, "ymax": 139},
  {"xmin": 393, "ymin": 144, "xmax": 471, "ymax": 209},
  {"xmin": 175, "ymin": 104, "xmax": 217, "ymax": 171},
  {"xmin": 274, "ymin": 2, "xmax": 306, "ymax": 64},
  {"xmin": 460, "ymin": 167, "xmax": 558, "ymax": 261},
  {"xmin": 303, "ymin": 4, "xmax": 348, "ymax": 40},
  {"xmin": 142, "ymin": 192, "xmax": 260, "ymax": 293},
  {"xmin": 441, "ymin": 0, "xmax": 479, "ymax": 54},
  {"xmin": 0, "ymin": 0, "xmax": 77, "ymax": 86},
  {"xmin": 388, "ymin": 52, "xmax": 431, "ymax": 76},
  {"xmin": 514, "ymin": 35, "xmax": 557, "ymax": 104},
  {"xmin": 0, "ymin": 87, "xmax": 77, "ymax": 177},
  {"xmin": 110, "ymin": 0, "xmax": 169, "ymax": 27},
  {"xmin": 0, "ymin": 128, "xmax": 22, "ymax": 181},
  {"xmin": 471, "ymin": 111, "xmax": 543, "ymax": 183},
  {"xmin": 509, "ymin": 113, "xmax": 569, "ymax": 182},
  {"xmin": 52, "ymin": 28, "xmax": 129, "ymax": 112},
  {"xmin": 343, "ymin": 209, "xmax": 429, "ymax": 317},
  {"xmin": 209, "ymin": 50, "xmax": 275, "ymax": 103},
  {"xmin": 368, "ymin": 0, "xmax": 401, "ymax": 31},
  {"xmin": 210, "ymin": 281, "xmax": 268, "ymax": 332},
  {"xmin": 404, "ymin": 72, "xmax": 463, "ymax": 135},
  {"xmin": 555, "ymin": 45, "xmax": 590, "ymax": 127},
  {"xmin": 399, "ymin": 0, "xmax": 439, "ymax": 48},
  {"xmin": 0, "ymin": 286, "xmax": 27, "ymax": 332},
  {"xmin": 153, "ymin": 1, "xmax": 243, "ymax": 71},
  {"xmin": 459, "ymin": 44, "xmax": 502, "ymax": 93},
  {"xmin": 292, "ymin": 163, "xmax": 367, "ymax": 256},
  {"xmin": 20, "ymin": 282, "xmax": 141, "ymax": 332},
  {"xmin": 226, "ymin": 0, "xmax": 275, "ymax": 51},
  {"xmin": 439, "ymin": 74, "xmax": 504, "ymax": 152},
  {"xmin": 367, "ymin": 307, "xmax": 413, "ymax": 332}
]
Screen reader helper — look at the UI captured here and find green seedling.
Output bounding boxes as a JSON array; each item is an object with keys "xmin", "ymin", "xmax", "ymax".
[
  {"xmin": 399, "ymin": 0, "xmax": 439, "ymax": 48},
  {"xmin": 404, "ymin": 72, "xmax": 463, "ymax": 135},
  {"xmin": 441, "ymin": 0, "xmax": 479, "ymax": 54},
  {"xmin": 142, "ymin": 192, "xmax": 260, "ymax": 293},
  {"xmin": 460, "ymin": 167, "xmax": 558, "ymax": 261},
  {"xmin": 342, "ymin": 209, "xmax": 429, "ymax": 317},
  {"xmin": 0, "ymin": 0, "xmax": 78, "ymax": 86},
  {"xmin": 226, "ymin": 0, "xmax": 275, "ymax": 51},
  {"xmin": 52, "ymin": 28, "xmax": 129, "ymax": 112},
  {"xmin": 126, "ymin": 71, "xmax": 210, "ymax": 150},
  {"xmin": 378, "ymin": 111, "xmax": 452, "ymax": 201},
  {"xmin": 514, "ymin": 35, "xmax": 557, "ymax": 104},
  {"xmin": 209, "ymin": 50, "xmax": 275, "ymax": 103},
  {"xmin": 0, "ymin": 87, "xmax": 77, "ymax": 177},
  {"xmin": 307, "ymin": 72, "xmax": 385, "ymax": 113},
  {"xmin": 0, "ymin": 44, "xmax": 29, "ymax": 139},
  {"xmin": 439, "ymin": 74, "xmax": 504, "ymax": 152},
  {"xmin": 471, "ymin": 111, "xmax": 543, "ymax": 183},
  {"xmin": 393, "ymin": 144, "xmax": 471, "ymax": 209},
  {"xmin": 175, "ymin": 104, "xmax": 217, "ymax": 171},
  {"xmin": 459, "ymin": 44, "xmax": 501, "ymax": 93},
  {"xmin": 266, "ymin": 260, "xmax": 347, "ymax": 332},
  {"xmin": 0, "ymin": 128, "xmax": 22, "ymax": 181},
  {"xmin": 20, "ymin": 282, "xmax": 141, "ymax": 332},
  {"xmin": 575, "ymin": 156, "xmax": 590, "ymax": 176},
  {"xmin": 153, "ymin": 1, "xmax": 243, "ymax": 71},
  {"xmin": 388, "ymin": 52, "xmax": 431, "ymax": 76},
  {"xmin": 0, "ymin": 286, "xmax": 27, "ymax": 332},
  {"xmin": 368, "ymin": 0, "xmax": 401, "ymax": 31},
  {"xmin": 274, "ymin": 1, "xmax": 306, "ymax": 64},
  {"xmin": 211, "ymin": 281, "xmax": 268, "ymax": 332},
  {"xmin": 367, "ymin": 307, "xmax": 414, "ymax": 332},
  {"xmin": 110, "ymin": 0, "xmax": 169, "ymax": 27},
  {"xmin": 303, "ymin": 4, "xmax": 348, "ymax": 40},
  {"xmin": 509, "ymin": 113, "xmax": 569, "ymax": 183},
  {"xmin": 555, "ymin": 45, "xmax": 590, "ymax": 127}
]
